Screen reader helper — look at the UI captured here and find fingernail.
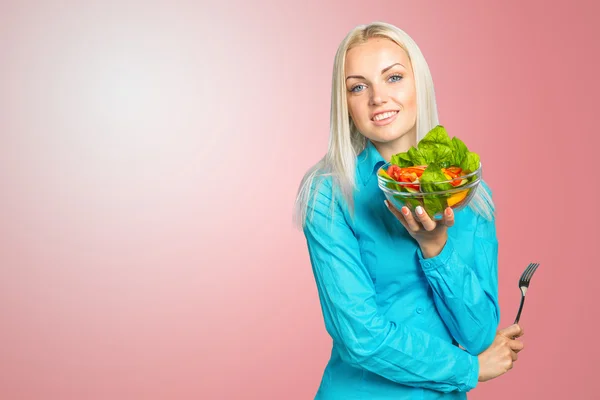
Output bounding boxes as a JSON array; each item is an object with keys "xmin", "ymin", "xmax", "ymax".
[
  {"xmin": 402, "ymin": 207, "xmax": 410, "ymax": 216},
  {"xmin": 416, "ymin": 206, "xmax": 424, "ymax": 215},
  {"xmin": 445, "ymin": 208, "xmax": 452, "ymax": 216}
]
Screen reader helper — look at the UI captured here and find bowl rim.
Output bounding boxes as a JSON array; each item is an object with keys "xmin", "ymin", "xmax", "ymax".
[
  {"xmin": 378, "ymin": 177, "xmax": 481, "ymax": 196},
  {"xmin": 377, "ymin": 161, "xmax": 481, "ymax": 184}
]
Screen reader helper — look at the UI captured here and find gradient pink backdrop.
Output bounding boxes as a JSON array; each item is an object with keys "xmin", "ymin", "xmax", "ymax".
[{"xmin": 0, "ymin": 1, "xmax": 597, "ymax": 399}]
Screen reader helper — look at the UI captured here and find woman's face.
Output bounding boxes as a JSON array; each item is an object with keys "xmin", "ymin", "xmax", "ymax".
[{"xmin": 345, "ymin": 38, "xmax": 417, "ymax": 156}]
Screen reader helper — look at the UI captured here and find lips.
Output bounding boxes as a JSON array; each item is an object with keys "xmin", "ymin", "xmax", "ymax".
[
  {"xmin": 371, "ymin": 110, "xmax": 399, "ymax": 121},
  {"xmin": 370, "ymin": 110, "xmax": 399, "ymax": 127}
]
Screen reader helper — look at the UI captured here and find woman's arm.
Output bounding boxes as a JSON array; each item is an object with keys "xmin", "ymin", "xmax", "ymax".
[
  {"xmin": 416, "ymin": 184, "xmax": 500, "ymax": 355},
  {"xmin": 303, "ymin": 177, "xmax": 479, "ymax": 393}
]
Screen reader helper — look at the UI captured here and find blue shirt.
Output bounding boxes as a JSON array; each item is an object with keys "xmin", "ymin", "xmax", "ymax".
[{"xmin": 302, "ymin": 140, "xmax": 500, "ymax": 399}]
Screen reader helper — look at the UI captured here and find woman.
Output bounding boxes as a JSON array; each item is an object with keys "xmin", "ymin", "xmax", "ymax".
[{"xmin": 293, "ymin": 22, "xmax": 524, "ymax": 399}]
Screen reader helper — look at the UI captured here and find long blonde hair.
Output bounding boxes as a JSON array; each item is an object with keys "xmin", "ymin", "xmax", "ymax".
[{"xmin": 293, "ymin": 21, "xmax": 495, "ymax": 230}]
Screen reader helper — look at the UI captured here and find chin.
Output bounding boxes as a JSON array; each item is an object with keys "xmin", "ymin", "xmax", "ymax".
[
  {"xmin": 370, "ymin": 128, "xmax": 412, "ymax": 143},
  {"xmin": 355, "ymin": 118, "xmax": 415, "ymax": 142}
]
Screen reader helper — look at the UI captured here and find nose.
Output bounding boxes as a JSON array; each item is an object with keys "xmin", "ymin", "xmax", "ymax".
[{"xmin": 369, "ymin": 84, "xmax": 388, "ymax": 105}]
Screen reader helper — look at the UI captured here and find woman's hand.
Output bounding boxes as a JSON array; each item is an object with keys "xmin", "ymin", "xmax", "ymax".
[
  {"xmin": 477, "ymin": 324, "xmax": 525, "ymax": 382},
  {"xmin": 384, "ymin": 201, "xmax": 454, "ymax": 258}
]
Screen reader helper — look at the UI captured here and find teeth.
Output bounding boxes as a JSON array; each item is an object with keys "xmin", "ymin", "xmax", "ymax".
[{"xmin": 373, "ymin": 111, "xmax": 398, "ymax": 121}]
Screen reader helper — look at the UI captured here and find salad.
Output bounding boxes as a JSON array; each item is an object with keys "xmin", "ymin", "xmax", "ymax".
[{"xmin": 378, "ymin": 125, "xmax": 481, "ymax": 215}]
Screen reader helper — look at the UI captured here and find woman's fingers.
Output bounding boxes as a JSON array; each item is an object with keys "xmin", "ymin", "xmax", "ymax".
[
  {"xmin": 443, "ymin": 207, "xmax": 455, "ymax": 227},
  {"xmin": 499, "ymin": 324, "xmax": 523, "ymax": 338},
  {"xmin": 414, "ymin": 206, "xmax": 436, "ymax": 231},
  {"xmin": 513, "ymin": 325, "xmax": 524, "ymax": 338},
  {"xmin": 401, "ymin": 206, "xmax": 422, "ymax": 231},
  {"xmin": 510, "ymin": 338, "xmax": 525, "ymax": 353},
  {"xmin": 385, "ymin": 202, "xmax": 453, "ymax": 233}
]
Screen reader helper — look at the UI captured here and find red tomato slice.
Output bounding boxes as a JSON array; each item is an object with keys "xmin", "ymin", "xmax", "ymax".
[
  {"xmin": 401, "ymin": 167, "xmax": 425, "ymax": 178},
  {"xmin": 450, "ymin": 178, "xmax": 467, "ymax": 187},
  {"xmin": 387, "ymin": 165, "xmax": 403, "ymax": 182},
  {"xmin": 399, "ymin": 171, "xmax": 420, "ymax": 191},
  {"xmin": 386, "ymin": 165, "xmax": 421, "ymax": 190},
  {"xmin": 442, "ymin": 167, "xmax": 461, "ymax": 179}
]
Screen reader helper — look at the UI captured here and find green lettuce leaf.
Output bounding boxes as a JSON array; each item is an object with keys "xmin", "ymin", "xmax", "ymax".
[
  {"xmin": 461, "ymin": 152, "xmax": 480, "ymax": 173},
  {"xmin": 407, "ymin": 147, "xmax": 428, "ymax": 165},
  {"xmin": 388, "ymin": 124, "xmax": 480, "ymax": 174},
  {"xmin": 420, "ymin": 163, "xmax": 453, "ymax": 193},
  {"xmin": 390, "ymin": 152, "xmax": 413, "ymax": 167},
  {"xmin": 420, "ymin": 125, "xmax": 453, "ymax": 147},
  {"xmin": 450, "ymin": 137, "xmax": 468, "ymax": 166},
  {"xmin": 419, "ymin": 163, "xmax": 453, "ymax": 216},
  {"xmin": 417, "ymin": 125, "xmax": 453, "ymax": 167},
  {"xmin": 423, "ymin": 195, "xmax": 447, "ymax": 217}
]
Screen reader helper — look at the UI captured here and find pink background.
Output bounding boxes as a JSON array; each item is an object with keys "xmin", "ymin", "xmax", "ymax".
[{"xmin": 0, "ymin": 1, "xmax": 597, "ymax": 399}]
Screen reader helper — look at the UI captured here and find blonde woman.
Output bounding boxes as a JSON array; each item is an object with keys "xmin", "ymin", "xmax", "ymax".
[{"xmin": 294, "ymin": 22, "xmax": 525, "ymax": 399}]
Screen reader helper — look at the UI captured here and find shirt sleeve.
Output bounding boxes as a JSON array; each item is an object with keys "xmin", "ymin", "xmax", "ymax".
[
  {"xmin": 303, "ymin": 177, "xmax": 479, "ymax": 393},
  {"xmin": 416, "ymin": 182, "xmax": 500, "ymax": 356}
]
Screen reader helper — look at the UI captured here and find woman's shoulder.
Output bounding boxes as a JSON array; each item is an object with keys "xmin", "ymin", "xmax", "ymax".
[
  {"xmin": 306, "ymin": 172, "xmax": 344, "ymax": 212},
  {"xmin": 302, "ymin": 171, "xmax": 354, "ymax": 229}
]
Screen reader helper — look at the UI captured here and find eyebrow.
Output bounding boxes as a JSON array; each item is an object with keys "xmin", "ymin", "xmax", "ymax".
[{"xmin": 345, "ymin": 63, "xmax": 405, "ymax": 81}]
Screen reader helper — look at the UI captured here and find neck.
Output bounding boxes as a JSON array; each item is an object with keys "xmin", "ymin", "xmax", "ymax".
[{"xmin": 371, "ymin": 128, "xmax": 417, "ymax": 162}]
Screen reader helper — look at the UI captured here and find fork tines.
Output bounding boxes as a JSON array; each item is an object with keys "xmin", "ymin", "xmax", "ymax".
[{"xmin": 519, "ymin": 262, "xmax": 540, "ymax": 288}]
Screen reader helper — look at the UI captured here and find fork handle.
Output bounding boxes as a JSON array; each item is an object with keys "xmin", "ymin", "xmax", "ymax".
[{"xmin": 514, "ymin": 293, "xmax": 526, "ymax": 325}]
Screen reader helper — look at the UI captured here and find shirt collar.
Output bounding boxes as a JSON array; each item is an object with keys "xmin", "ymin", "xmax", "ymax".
[{"xmin": 357, "ymin": 140, "xmax": 386, "ymax": 187}]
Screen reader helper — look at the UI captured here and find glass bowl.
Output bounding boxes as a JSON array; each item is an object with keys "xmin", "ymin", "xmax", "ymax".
[{"xmin": 377, "ymin": 162, "xmax": 482, "ymax": 220}]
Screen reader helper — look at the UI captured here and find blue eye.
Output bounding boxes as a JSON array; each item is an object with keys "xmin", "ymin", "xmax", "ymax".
[{"xmin": 350, "ymin": 75, "xmax": 402, "ymax": 93}]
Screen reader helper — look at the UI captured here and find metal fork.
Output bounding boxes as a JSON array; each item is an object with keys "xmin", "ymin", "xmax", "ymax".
[{"xmin": 514, "ymin": 262, "xmax": 541, "ymax": 324}]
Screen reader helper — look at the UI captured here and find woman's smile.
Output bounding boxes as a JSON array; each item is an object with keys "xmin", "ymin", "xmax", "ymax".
[{"xmin": 372, "ymin": 110, "xmax": 399, "ymax": 125}]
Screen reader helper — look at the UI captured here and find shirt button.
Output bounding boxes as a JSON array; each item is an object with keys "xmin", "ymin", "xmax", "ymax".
[
  {"xmin": 423, "ymin": 261, "xmax": 431, "ymax": 268},
  {"xmin": 416, "ymin": 307, "xmax": 423, "ymax": 314}
]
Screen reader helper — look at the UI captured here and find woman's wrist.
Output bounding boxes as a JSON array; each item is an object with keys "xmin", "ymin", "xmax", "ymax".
[{"xmin": 419, "ymin": 236, "xmax": 447, "ymax": 259}]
